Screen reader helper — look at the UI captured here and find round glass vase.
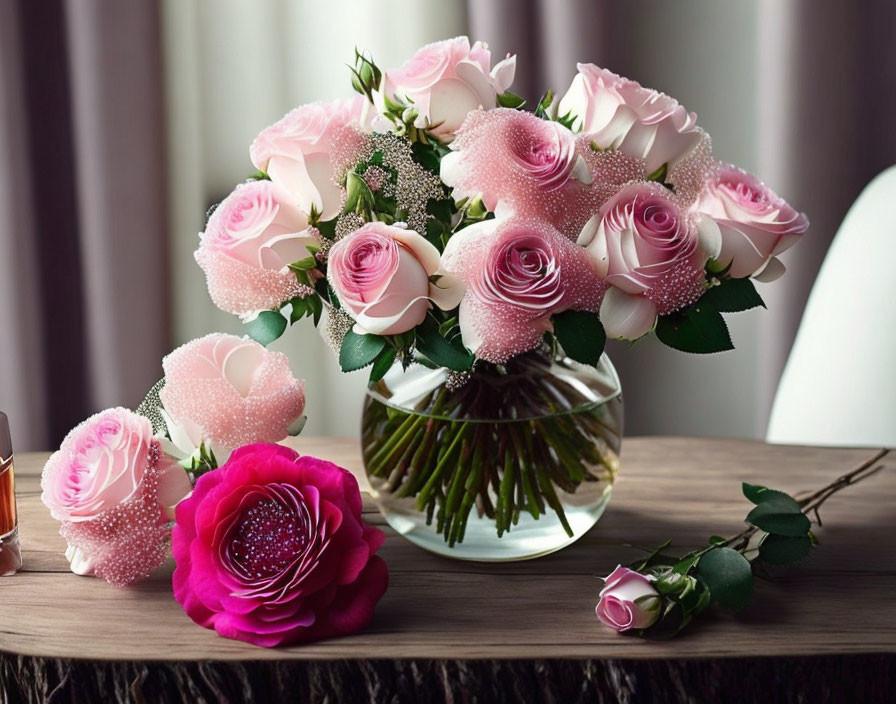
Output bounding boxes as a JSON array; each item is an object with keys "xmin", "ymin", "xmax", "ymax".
[{"xmin": 361, "ymin": 350, "xmax": 623, "ymax": 561}]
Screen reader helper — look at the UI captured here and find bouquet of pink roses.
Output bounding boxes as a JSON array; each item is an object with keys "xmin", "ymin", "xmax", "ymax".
[{"xmin": 196, "ymin": 37, "xmax": 808, "ymax": 549}]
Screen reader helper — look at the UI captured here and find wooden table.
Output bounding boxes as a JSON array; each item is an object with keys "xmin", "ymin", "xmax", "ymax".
[{"xmin": 1, "ymin": 437, "xmax": 894, "ymax": 703}]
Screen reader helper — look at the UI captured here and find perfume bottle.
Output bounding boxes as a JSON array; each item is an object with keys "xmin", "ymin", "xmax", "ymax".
[{"xmin": 0, "ymin": 412, "xmax": 21, "ymax": 575}]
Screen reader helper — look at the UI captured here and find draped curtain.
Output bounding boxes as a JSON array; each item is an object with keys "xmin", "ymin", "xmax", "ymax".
[{"xmin": 2, "ymin": 0, "xmax": 894, "ymax": 449}]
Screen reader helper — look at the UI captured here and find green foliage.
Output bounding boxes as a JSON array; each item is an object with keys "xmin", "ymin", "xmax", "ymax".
[
  {"xmin": 759, "ymin": 534, "xmax": 812, "ymax": 565},
  {"xmin": 646, "ymin": 162, "xmax": 668, "ymax": 183},
  {"xmin": 339, "ymin": 330, "xmax": 386, "ymax": 372},
  {"xmin": 552, "ymin": 310, "xmax": 606, "ymax": 366},
  {"xmin": 343, "ymin": 171, "xmax": 376, "ymax": 215},
  {"xmin": 696, "ymin": 547, "xmax": 754, "ymax": 611},
  {"xmin": 703, "ymin": 278, "xmax": 766, "ymax": 313},
  {"xmin": 497, "ymin": 91, "xmax": 526, "ymax": 109},
  {"xmin": 369, "ymin": 346, "xmax": 398, "ymax": 383},
  {"xmin": 246, "ymin": 310, "xmax": 288, "ymax": 346},
  {"xmin": 746, "ymin": 497, "xmax": 811, "ymax": 537},
  {"xmin": 289, "ymin": 295, "xmax": 323, "ymax": 327},
  {"xmin": 415, "ymin": 315, "xmax": 474, "ymax": 371},
  {"xmin": 316, "ymin": 218, "xmax": 338, "ymax": 240},
  {"xmin": 655, "ymin": 303, "xmax": 733, "ymax": 354}
]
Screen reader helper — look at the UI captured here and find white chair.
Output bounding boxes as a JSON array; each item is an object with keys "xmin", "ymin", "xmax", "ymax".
[{"xmin": 767, "ymin": 165, "xmax": 896, "ymax": 448}]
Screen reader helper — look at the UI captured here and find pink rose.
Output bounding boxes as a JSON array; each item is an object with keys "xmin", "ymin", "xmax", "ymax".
[
  {"xmin": 40, "ymin": 408, "xmax": 192, "ymax": 586},
  {"xmin": 441, "ymin": 109, "xmax": 612, "ymax": 239},
  {"xmin": 158, "ymin": 334, "xmax": 306, "ymax": 461},
  {"xmin": 250, "ymin": 97, "xmax": 370, "ymax": 221},
  {"xmin": 559, "ymin": 64, "xmax": 701, "ymax": 174},
  {"xmin": 327, "ymin": 222, "xmax": 464, "ymax": 336},
  {"xmin": 195, "ymin": 180, "xmax": 319, "ymax": 316},
  {"xmin": 595, "ymin": 565, "xmax": 661, "ymax": 632},
  {"xmin": 381, "ymin": 36, "xmax": 516, "ymax": 140},
  {"xmin": 442, "ymin": 216, "xmax": 605, "ymax": 363},
  {"xmin": 172, "ymin": 443, "xmax": 388, "ymax": 647},
  {"xmin": 696, "ymin": 165, "xmax": 809, "ymax": 280},
  {"xmin": 580, "ymin": 182, "xmax": 721, "ymax": 340}
]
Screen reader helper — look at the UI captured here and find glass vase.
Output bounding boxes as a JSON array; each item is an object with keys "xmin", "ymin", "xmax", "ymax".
[{"xmin": 361, "ymin": 349, "xmax": 623, "ymax": 561}]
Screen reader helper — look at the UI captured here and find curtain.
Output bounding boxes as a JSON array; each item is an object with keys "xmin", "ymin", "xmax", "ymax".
[
  {"xmin": 0, "ymin": 0, "xmax": 169, "ymax": 450},
  {"xmin": 469, "ymin": 0, "xmax": 896, "ymax": 437}
]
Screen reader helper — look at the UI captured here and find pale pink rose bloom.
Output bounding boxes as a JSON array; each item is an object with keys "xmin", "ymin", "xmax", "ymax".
[
  {"xmin": 250, "ymin": 97, "xmax": 370, "ymax": 221},
  {"xmin": 328, "ymin": 222, "xmax": 465, "ymax": 336},
  {"xmin": 696, "ymin": 165, "xmax": 809, "ymax": 280},
  {"xmin": 595, "ymin": 565, "xmax": 661, "ymax": 632},
  {"xmin": 381, "ymin": 36, "xmax": 516, "ymax": 140},
  {"xmin": 40, "ymin": 408, "xmax": 192, "ymax": 586},
  {"xmin": 158, "ymin": 334, "xmax": 306, "ymax": 459},
  {"xmin": 580, "ymin": 182, "xmax": 721, "ymax": 340},
  {"xmin": 442, "ymin": 216, "xmax": 606, "ymax": 363},
  {"xmin": 441, "ymin": 109, "xmax": 626, "ymax": 239},
  {"xmin": 195, "ymin": 180, "xmax": 319, "ymax": 316},
  {"xmin": 559, "ymin": 64, "xmax": 701, "ymax": 174}
]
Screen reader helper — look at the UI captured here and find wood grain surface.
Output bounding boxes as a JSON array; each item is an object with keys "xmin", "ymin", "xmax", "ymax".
[{"xmin": 1, "ymin": 437, "xmax": 894, "ymax": 702}]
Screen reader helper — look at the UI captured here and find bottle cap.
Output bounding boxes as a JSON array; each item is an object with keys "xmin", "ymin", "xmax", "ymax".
[{"xmin": 0, "ymin": 412, "xmax": 11, "ymax": 462}]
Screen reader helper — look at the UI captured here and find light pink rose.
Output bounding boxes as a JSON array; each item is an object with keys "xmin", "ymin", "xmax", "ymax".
[
  {"xmin": 441, "ymin": 109, "xmax": 617, "ymax": 239},
  {"xmin": 559, "ymin": 64, "xmax": 701, "ymax": 174},
  {"xmin": 580, "ymin": 182, "xmax": 721, "ymax": 340},
  {"xmin": 250, "ymin": 97, "xmax": 370, "ymax": 221},
  {"xmin": 442, "ymin": 216, "xmax": 606, "ymax": 362},
  {"xmin": 195, "ymin": 180, "xmax": 318, "ymax": 316},
  {"xmin": 381, "ymin": 36, "xmax": 516, "ymax": 140},
  {"xmin": 595, "ymin": 565, "xmax": 661, "ymax": 632},
  {"xmin": 696, "ymin": 165, "xmax": 809, "ymax": 280},
  {"xmin": 327, "ymin": 222, "xmax": 465, "ymax": 336},
  {"xmin": 158, "ymin": 334, "xmax": 306, "ymax": 460},
  {"xmin": 40, "ymin": 408, "xmax": 192, "ymax": 586}
]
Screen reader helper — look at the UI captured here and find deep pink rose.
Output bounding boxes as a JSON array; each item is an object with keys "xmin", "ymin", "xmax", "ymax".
[
  {"xmin": 442, "ymin": 216, "xmax": 605, "ymax": 362},
  {"xmin": 195, "ymin": 180, "xmax": 318, "ymax": 316},
  {"xmin": 381, "ymin": 36, "xmax": 515, "ymax": 140},
  {"xmin": 696, "ymin": 165, "xmax": 809, "ymax": 280},
  {"xmin": 559, "ymin": 64, "xmax": 701, "ymax": 174},
  {"xmin": 440, "ymin": 109, "xmax": 629, "ymax": 239},
  {"xmin": 327, "ymin": 222, "xmax": 464, "ymax": 336},
  {"xmin": 580, "ymin": 182, "xmax": 721, "ymax": 340},
  {"xmin": 158, "ymin": 334, "xmax": 306, "ymax": 462},
  {"xmin": 596, "ymin": 565, "xmax": 661, "ymax": 632},
  {"xmin": 172, "ymin": 443, "xmax": 388, "ymax": 647},
  {"xmin": 250, "ymin": 97, "xmax": 370, "ymax": 221},
  {"xmin": 41, "ymin": 408, "xmax": 191, "ymax": 586}
]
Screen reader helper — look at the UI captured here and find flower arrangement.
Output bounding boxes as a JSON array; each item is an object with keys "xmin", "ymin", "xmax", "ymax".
[{"xmin": 196, "ymin": 37, "xmax": 808, "ymax": 549}]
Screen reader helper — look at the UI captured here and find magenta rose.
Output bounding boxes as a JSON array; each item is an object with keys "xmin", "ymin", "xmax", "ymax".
[
  {"xmin": 380, "ymin": 36, "xmax": 515, "ymax": 140},
  {"xmin": 580, "ymin": 182, "xmax": 721, "ymax": 340},
  {"xmin": 41, "ymin": 408, "xmax": 192, "ymax": 586},
  {"xmin": 559, "ymin": 64, "xmax": 701, "ymax": 175},
  {"xmin": 440, "ymin": 108, "xmax": 619, "ymax": 239},
  {"xmin": 172, "ymin": 443, "xmax": 388, "ymax": 647},
  {"xmin": 696, "ymin": 165, "xmax": 809, "ymax": 280},
  {"xmin": 327, "ymin": 222, "xmax": 464, "ymax": 336},
  {"xmin": 195, "ymin": 180, "xmax": 319, "ymax": 316},
  {"xmin": 596, "ymin": 565, "xmax": 661, "ymax": 632},
  {"xmin": 250, "ymin": 97, "xmax": 370, "ymax": 221},
  {"xmin": 441, "ymin": 216, "xmax": 605, "ymax": 362},
  {"xmin": 158, "ymin": 334, "xmax": 306, "ymax": 464}
]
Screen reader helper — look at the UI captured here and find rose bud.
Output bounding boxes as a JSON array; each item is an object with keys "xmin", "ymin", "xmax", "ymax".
[
  {"xmin": 579, "ymin": 182, "xmax": 721, "ymax": 340},
  {"xmin": 559, "ymin": 64, "xmax": 701, "ymax": 175},
  {"xmin": 327, "ymin": 222, "xmax": 464, "ymax": 336},
  {"xmin": 379, "ymin": 36, "xmax": 516, "ymax": 141},
  {"xmin": 595, "ymin": 565, "xmax": 661, "ymax": 632},
  {"xmin": 40, "ymin": 408, "xmax": 192, "ymax": 586},
  {"xmin": 695, "ymin": 165, "xmax": 809, "ymax": 280},
  {"xmin": 195, "ymin": 179, "xmax": 320, "ymax": 317}
]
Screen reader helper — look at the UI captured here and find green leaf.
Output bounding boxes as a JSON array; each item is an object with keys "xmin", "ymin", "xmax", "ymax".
[
  {"xmin": 742, "ymin": 482, "xmax": 801, "ymax": 509},
  {"xmin": 289, "ymin": 297, "xmax": 308, "ymax": 324},
  {"xmin": 497, "ymin": 91, "xmax": 526, "ymax": 109},
  {"xmin": 343, "ymin": 171, "xmax": 375, "ymax": 215},
  {"xmin": 339, "ymin": 329, "xmax": 386, "ymax": 372},
  {"xmin": 552, "ymin": 310, "xmax": 606, "ymax": 365},
  {"xmin": 647, "ymin": 162, "xmax": 668, "ymax": 183},
  {"xmin": 702, "ymin": 278, "xmax": 766, "ymax": 313},
  {"xmin": 534, "ymin": 90, "xmax": 554, "ymax": 119},
  {"xmin": 746, "ymin": 498, "xmax": 811, "ymax": 537},
  {"xmin": 246, "ymin": 310, "xmax": 287, "ymax": 346},
  {"xmin": 696, "ymin": 547, "xmax": 754, "ymax": 610},
  {"xmin": 655, "ymin": 303, "xmax": 733, "ymax": 354},
  {"xmin": 415, "ymin": 316, "xmax": 474, "ymax": 371},
  {"xmin": 368, "ymin": 346, "xmax": 397, "ymax": 383},
  {"xmin": 288, "ymin": 256, "xmax": 317, "ymax": 272},
  {"xmin": 759, "ymin": 534, "xmax": 812, "ymax": 565},
  {"xmin": 316, "ymin": 218, "xmax": 337, "ymax": 240},
  {"xmin": 248, "ymin": 169, "xmax": 270, "ymax": 181}
]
